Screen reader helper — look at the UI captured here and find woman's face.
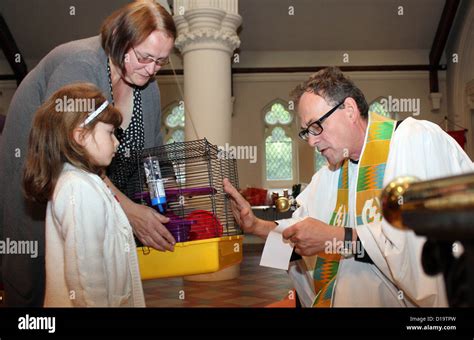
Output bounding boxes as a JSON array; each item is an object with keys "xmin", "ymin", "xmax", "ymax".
[{"xmin": 123, "ymin": 30, "xmax": 174, "ymax": 86}]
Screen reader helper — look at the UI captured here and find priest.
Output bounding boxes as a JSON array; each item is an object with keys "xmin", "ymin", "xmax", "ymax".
[{"xmin": 224, "ymin": 67, "xmax": 474, "ymax": 307}]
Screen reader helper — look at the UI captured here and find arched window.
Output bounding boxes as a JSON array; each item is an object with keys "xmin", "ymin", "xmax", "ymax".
[
  {"xmin": 162, "ymin": 102, "xmax": 185, "ymax": 144},
  {"xmin": 263, "ymin": 101, "xmax": 297, "ymax": 187},
  {"xmin": 266, "ymin": 126, "xmax": 292, "ymax": 180},
  {"xmin": 369, "ymin": 96, "xmax": 397, "ymax": 120}
]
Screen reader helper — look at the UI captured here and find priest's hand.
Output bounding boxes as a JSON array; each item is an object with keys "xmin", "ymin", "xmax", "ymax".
[
  {"xmin": 282, "ymin": 218, "xmax": 343, "ymax": 256},
  {"xmin": 223, "ymin": 178, "xmax": 257, "ymax": 234}
]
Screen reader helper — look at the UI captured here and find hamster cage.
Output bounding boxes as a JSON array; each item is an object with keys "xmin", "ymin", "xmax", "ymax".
[{"xmin": 131, "ymin": 139, "xmax": 243, "ymax": 279}]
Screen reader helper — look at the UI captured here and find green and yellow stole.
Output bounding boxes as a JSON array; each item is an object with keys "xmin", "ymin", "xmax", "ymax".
[{"xmin": 312, "ymin": 112, "xmax": 396, "ymax": 307}]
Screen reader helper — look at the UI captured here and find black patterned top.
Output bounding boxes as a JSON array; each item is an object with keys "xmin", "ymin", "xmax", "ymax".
[{"xmin": 106, "ymin": 60, "xmax": 145, "ymax": 197}]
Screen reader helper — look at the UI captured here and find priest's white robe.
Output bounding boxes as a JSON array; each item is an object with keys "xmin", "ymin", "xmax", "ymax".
[{"xmin": 277, "ymin": 117, "xmax": 474, "ymax": 307}]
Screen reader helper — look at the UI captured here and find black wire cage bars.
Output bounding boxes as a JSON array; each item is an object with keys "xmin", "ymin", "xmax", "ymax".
[{"xmin": 130, "ymin": 138, "xmax": 242, "ymax": 244}]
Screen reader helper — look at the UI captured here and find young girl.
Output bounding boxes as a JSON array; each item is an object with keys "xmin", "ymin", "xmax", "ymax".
[{"xmin": 23, "ymin": 83, "xmax": 145, "ymax": 307}]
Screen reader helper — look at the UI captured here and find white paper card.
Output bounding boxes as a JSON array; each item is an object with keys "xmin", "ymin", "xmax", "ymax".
[{"xmin": 259, "ymin": 217, "xmax": 304, "ymax": 270}]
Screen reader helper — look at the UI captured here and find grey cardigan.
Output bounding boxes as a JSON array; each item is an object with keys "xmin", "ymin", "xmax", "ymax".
[{"xmin": 0, "ymin": 36, "xmax": 163, "ymax": 306}]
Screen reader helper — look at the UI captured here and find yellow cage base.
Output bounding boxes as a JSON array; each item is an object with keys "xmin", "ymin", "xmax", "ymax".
[{"xmin": 137, "ymin": 235, "xmax": 243, "ymax": 280}]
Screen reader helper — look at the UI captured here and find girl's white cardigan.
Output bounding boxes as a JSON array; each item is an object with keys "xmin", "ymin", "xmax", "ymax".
[{"xmin": 43, "ymin": 163, "xmax": 145, "ymax": 307}]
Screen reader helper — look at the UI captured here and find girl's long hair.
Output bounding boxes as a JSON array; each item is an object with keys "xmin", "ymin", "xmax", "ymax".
[{"xmin": 23, "ymin": 83, "xmax": 122, "ymax": 203}]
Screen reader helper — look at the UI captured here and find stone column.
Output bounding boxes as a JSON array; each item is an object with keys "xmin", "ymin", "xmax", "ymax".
[
  {"xmin": 173, "ymin": 0, "xmax": 241, "ymax": 146},
  {"xmin": 173, "ymin": 0, "xmax": 242, "ymax": 281}
]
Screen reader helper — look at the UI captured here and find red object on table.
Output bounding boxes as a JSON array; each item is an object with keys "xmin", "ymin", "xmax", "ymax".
[
  {"xmin": 241, "ymin": 187, "xmax": 268, "ymax": 206},
  {"xmin": 447, "ymin": 130, "xmax": 467, "ymax": 150},
  {"xmin": 186, "ymin": 210, "xmax": 223, "ymax": 240}
]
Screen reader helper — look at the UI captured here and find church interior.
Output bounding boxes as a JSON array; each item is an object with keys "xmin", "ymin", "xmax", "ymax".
[{"xmin": 1, "ymin": 0, "xmax": 474, "ymax": 313}]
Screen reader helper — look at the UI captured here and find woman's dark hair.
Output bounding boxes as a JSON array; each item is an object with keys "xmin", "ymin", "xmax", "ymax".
[{"xmin": 101, "ymin": 0, "xmax": 177, "ymax": 74}]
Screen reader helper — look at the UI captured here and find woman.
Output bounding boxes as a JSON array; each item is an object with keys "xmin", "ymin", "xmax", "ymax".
[{"xmin": 0, "ymin": 0, "xmax": 176, "ymax": 307}]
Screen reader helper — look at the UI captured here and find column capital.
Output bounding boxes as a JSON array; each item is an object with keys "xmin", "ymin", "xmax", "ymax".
[
  {"xmin": 175, "ymin": 26, "xmax": 241, "ymax": 54},
  {"xmin": 173, "ymin": 2, "xmax": 241, "ymax": 55}
]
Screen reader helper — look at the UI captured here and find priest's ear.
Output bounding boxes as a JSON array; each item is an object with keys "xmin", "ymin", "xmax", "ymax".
[{"xmin": 343, "ymin": 97, "xmax": 360, "ymax": 121}]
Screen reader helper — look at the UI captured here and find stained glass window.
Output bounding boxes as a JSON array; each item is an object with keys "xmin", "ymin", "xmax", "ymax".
[
  {"xmin": 166, "ymin": 129, "xmax": 184, "ymax": 144},
  {"xmin": 261, "ymin": 101, "xmax": 297, "ymax": 183},
  {"xmin": 369, "ymin": 97, "xmax": 394, "ymax": 119},
  {"xmin": 166, "ymin": 105, "xmax": 185, "ymax": 128},
  {"xmin": 265, "ymin": 103, "xmax": 292, "ymax": 125},
  {"xmin": 163, "ymin": 103, "xmax": 185, "ymax": 144},
  {"xmin": 265, "ymin": 127, "xmax": 293, "ymax": 180}
]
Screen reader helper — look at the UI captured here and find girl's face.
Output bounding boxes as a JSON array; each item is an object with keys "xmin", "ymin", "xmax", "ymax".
[
  {"xmin": 122, "ymin": 30, "xmax": 174, "ymax": 87},
  {"xmin": 83, "ymin": 122, "xmax": 119, "ymax": 167}
]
